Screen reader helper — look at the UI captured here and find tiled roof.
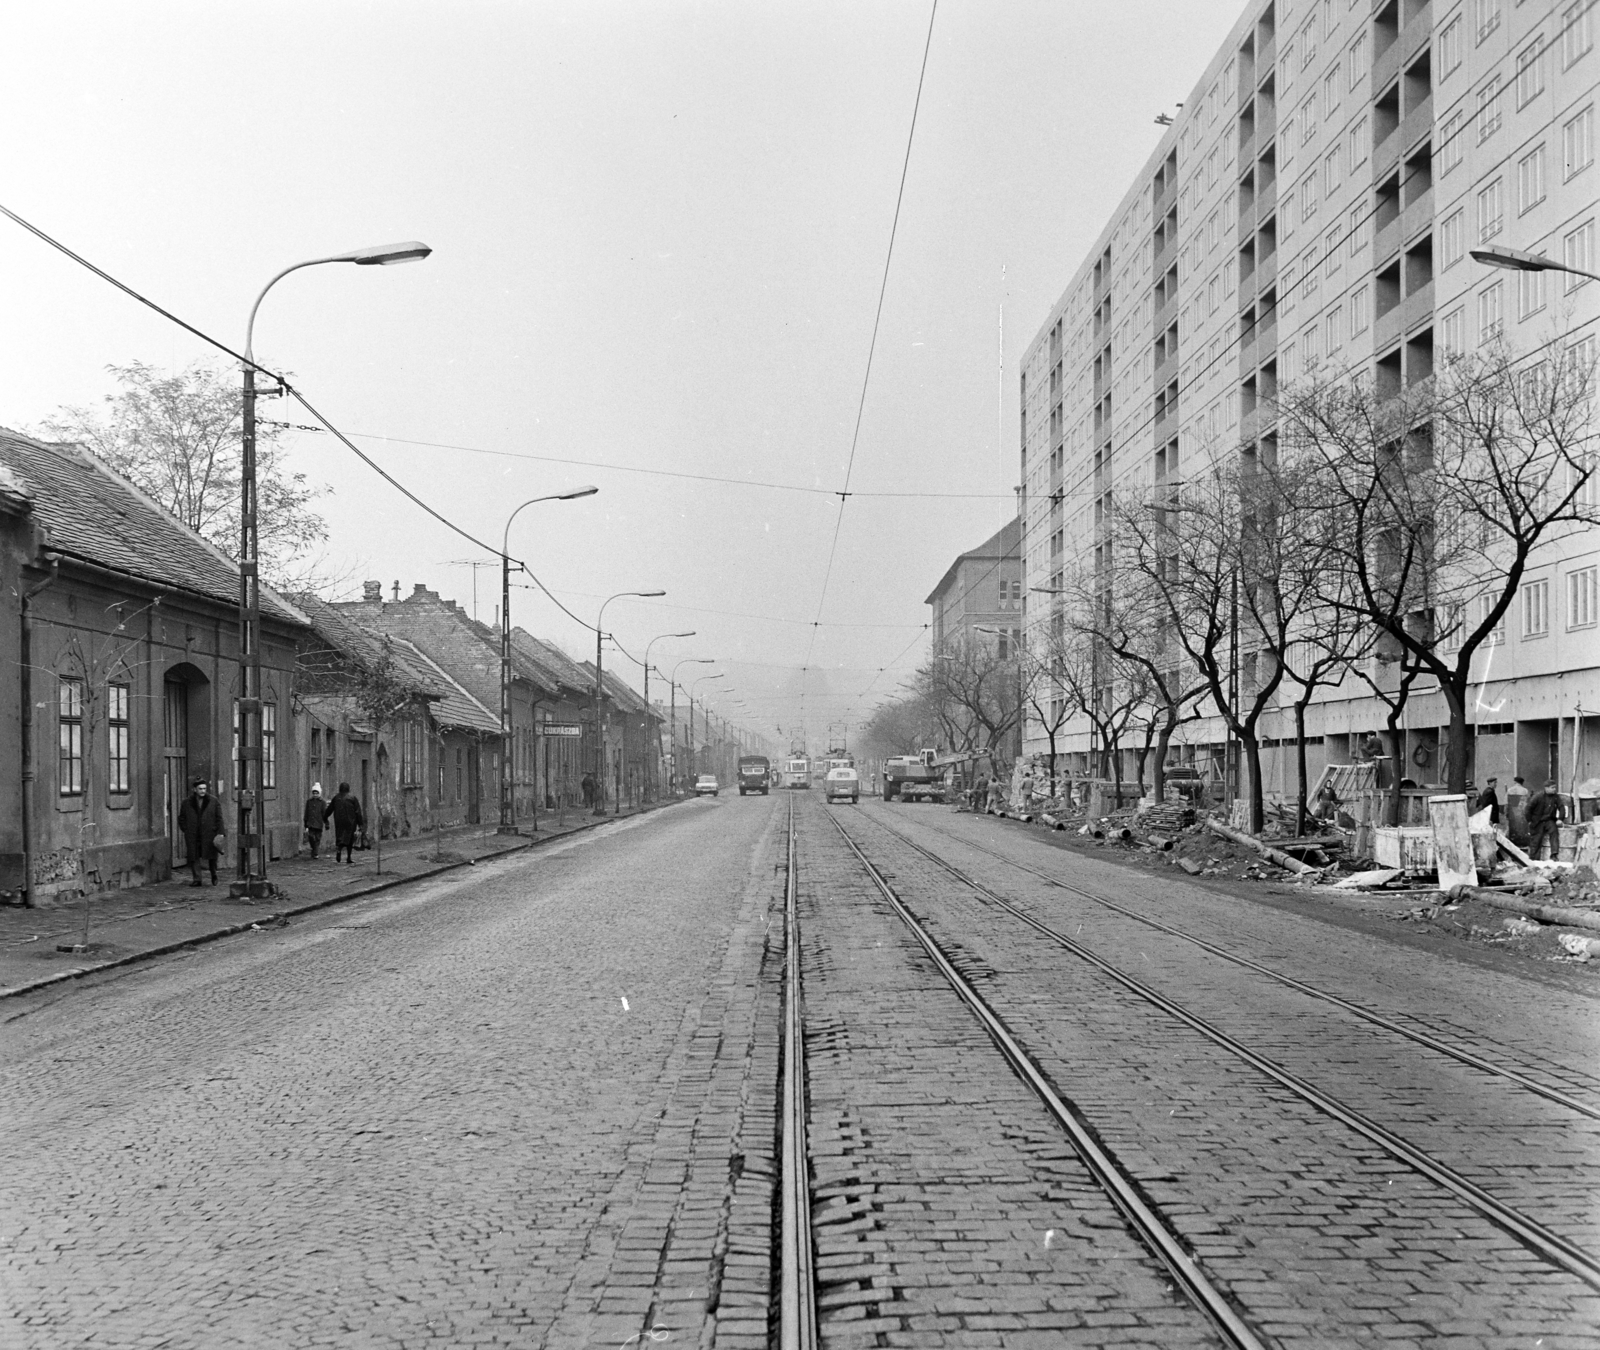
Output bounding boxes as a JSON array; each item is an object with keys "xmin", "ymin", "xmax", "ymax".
[
  {"xmin": 580, "ymin": 661, "xmax": 652, "ymax": 716},
  {"xmin": 924, "ymin": 515, "xmax": 1022, "ymax": 607},
  {"xmin": 389, "ymin": 638, "xmax": 501, "ymax": 735},
  {"xmin": 0, "ymin": 428, "xmax": 306, "ymax": 626},
  {"xmin": 510, "ymin": 629, "xmax": 590, "ymax": 696}
]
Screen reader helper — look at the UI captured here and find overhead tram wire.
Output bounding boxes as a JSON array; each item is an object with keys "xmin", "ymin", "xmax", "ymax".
[{"xmin": 799, "ymin": 0, "xmax": 939, "ymax": 727}]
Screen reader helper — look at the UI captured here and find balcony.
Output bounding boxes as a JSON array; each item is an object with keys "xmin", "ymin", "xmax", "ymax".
[
  {"xmin": 1154, "ymin": 348, "xmax": 1178, "ymax": 389},
  {"xmin": 1400, "ymin": 94, "xmax": 1433, "ymax": 155},
  {"xmin": 1255, "ymin": 176, "xmax": 1277, "ymax": 223},
  {"xmin": 1400, "ymin": 187, "xmax": 1434, "ymax": 246},
  {"xmin": 1256, "ymin": 314, "xmax": 1278, "ymax": 357},
  {"xmin": 1254, "ymin": 251, "xmax": 1278, "ymax": 296},
  {"xmin": 1153, "ymin": 404, "xmax": 1178, "ymax": 443},
  {"xmin": 1256, "ymin": 98, "xmax": 1276, "ymax": 145},
  {"xmin": 1374, "ymin": 213, "xmax": 1402, "ymax": 265},
  {"xmin": 1374, "ymin": 281, "xmax": 1434, "ymax": 353},
  {"xmin": 1153, "ymin": 233, "xmax": 1175, "ymax": 277},
  {"xmin": 1152, "ymin": 287, "xmax": 1177, "ymax": 335}
]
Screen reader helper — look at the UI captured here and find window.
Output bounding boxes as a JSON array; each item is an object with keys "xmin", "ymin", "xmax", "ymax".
[
  {"xmin": 1518, "ymin": 266, "xmax": 1546, "ymax": 320},
  {"xmin": 108, "ymin": 682, "xmax": 130, "ymax": 795},
  {"xmin": 1478, "ymin": 77, "xmax": 1503, "ymax": 142},
  {"xmin": 1302, "ymin": 325, "xmax": 1320, "ymax": 369},
  {"xmin": 1564, "ymin": 105, "xmax": 1595, "ymax": 178},
  {"xmin": 1350, "ymin": 31, "xmax": 1368, "ymax": 83},
  {"xmin": 1351, "ymin": 284, "xmax": 1370, "ymax": 335},
  {"xmin": 1324, "ymin": 67, "xmax": 1341, "ymax": 118},
  {"xmin": 1440, "ymin": 307, "xmax": 1472, "ymax": 361},
  {"xmin": 1477, "ymin": 0, "xmax": 1501, "ymax": 42},
  {"xmin": 1439, "ymin": 111, "xmax": 1465, "ymax": 172},
  {"xmin": 1518, "ymin": 144, "xmax": 1547, "ymax": 212},
  {"xmin": 1480, "ymin": 279, "xmax": 1504, "ymax": 338},
  {"xmin": 1522, "ymin": 578, "xmax": 1550, "ymax": 638},
  {"xmin": 58, "ymin": 676, "xmax": 84, "ymax": 797},
  {"xmin": 1516, "ymin": 40, "xmax": 1546, "ymax": 108},
  {"xmin": 1302, "ymin": 99, "xmax": 1319, "ymax": 146},
  {"xmin": 1349, "ymin": 116, "xmax": 1369, "ymax": 167},
  {"xmin": 1439, "ymin": 15, "xmax": 1463, "ymax": 76},
  {"xmin": 1323, "ymin": 147, "xmax": 1341, "ymax": 198},
  {"xmin": 1324, "ymin": 304, "xmax": 1343, "ymax": 351},
  {"xmin": 1282, "ymin": 191, "xmax": 1297, "ymax": 238},
  {"xmin": 1301, "ymin": 18, "xmax": 1317, "ymax": 68},
  {"xmin": 1564, "ymin": 219, "xmax": 1596, "ymax": 289},
  {"xmin": 1224, "ymin": 256, "xmax": 1236, "ymax": 295},
  {"xmin": 1325, "ymin": 225, "xmax": 1342, "ymax": 275},
  {"xmin": 1477, "ymin": 179, "xmax": 1503, "ymax": 242},
  {"xmin": 1570, "ymin": 566, "xmax": 1598, "ymax": 630},
  {"xmin": 1440, "ymin": 209, "xmax": 1464, "ymax": 267},
  {"xmin": 1301, "ymin": 172, "xmax": 1319, "ymax": 221},
  {"xmin": 1565, "ymin": 0, "xmax": 1595, "ymax": 67},
  {"xmin": 262, "ymin": 702, "xmax": 277, "ymax": 790},
  {"xmin": 1282, "ymin": 111, "xmax": 1296, "ymax": 161}
]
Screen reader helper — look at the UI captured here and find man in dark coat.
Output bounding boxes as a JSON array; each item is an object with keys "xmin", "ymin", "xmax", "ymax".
[
  {"xmin": 1474, "ymin": 776, "xmax": 1501, "ymax": 825},
  {"xmin": 303, "ymin": 783, "xmax": 327, "ymax": 859},
  {"xmin": 324, "ymin": 782, "xmax": 365, "ymax": 865},
  {"xmin": 177, "ymin": 777, "xmax": 223, "ymax": 887},
  {"xmin": 1526, "ymin": 780, "xmax": 1566, "ymax": 860}
]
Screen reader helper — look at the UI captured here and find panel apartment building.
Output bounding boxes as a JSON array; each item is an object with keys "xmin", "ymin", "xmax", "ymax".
[{"xmin": 1020, "ymin": 0, "xmax": 1599, "ymax": 797}]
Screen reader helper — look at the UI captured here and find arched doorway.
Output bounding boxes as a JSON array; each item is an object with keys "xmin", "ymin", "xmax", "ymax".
[{"xmin": 162, "ymin": 662, "xmax": 211, "ymax": 868}]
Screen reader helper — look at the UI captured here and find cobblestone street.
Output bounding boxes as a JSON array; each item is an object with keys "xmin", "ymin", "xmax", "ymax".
[{"xmin": 5, "ymin": 793, "xmax": 1600, "ymax": 1348}]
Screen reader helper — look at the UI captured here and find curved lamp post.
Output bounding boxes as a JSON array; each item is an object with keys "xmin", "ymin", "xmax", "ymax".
[
  {"xmin": 499, "ymin": 487, "xmax": 599, "ymax": 834},
  {"xmin": 642, "ymin": 631, "xmax": 694, "ymax": 802},
  {"xmin": 594, "ymin": 590, "xmax": 665, "ymax": 814},
  {"xmin": 669, "ymin": 658, "xmax": 714, "ymax": 793},
  {"xmin": 1471, "ymin": 243, "xmax": 1600, "ymax": 285},
  {"xmin": 234, "ymin": 241, "xmax": 431, "ymax": 898}
]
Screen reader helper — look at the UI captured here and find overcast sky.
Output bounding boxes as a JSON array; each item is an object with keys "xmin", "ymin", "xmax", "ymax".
[{"xmin": 0, "ymin": 0, "xmax": 1241, "ymax": 750}]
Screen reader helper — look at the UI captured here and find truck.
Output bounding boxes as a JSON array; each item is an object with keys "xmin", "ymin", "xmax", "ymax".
[
  {"xmin": 882, "ymin": 750, "xmax": 945, "ymax": 803},
  {"xmin": 737, "ymin": 755, "xmax": 771, "ymax": 796}
]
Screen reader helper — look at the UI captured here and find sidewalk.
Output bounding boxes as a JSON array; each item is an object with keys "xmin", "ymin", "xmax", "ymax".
[{"xmin": 0, "ymin": 800, "xmax": 678, "ymax": 1000}]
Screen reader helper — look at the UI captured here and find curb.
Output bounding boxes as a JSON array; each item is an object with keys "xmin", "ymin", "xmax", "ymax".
[{"xmin": 2, "ymin": 802, "xmax": 677, "ymax": 1002}]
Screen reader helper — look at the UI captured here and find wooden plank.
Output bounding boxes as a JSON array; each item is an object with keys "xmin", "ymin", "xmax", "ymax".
[{"xmin": 1428, "ymin": 794, "xmax": 1476, "ymax": 891}]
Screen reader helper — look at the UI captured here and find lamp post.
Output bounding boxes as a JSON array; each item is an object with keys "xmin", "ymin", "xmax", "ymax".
[
  {"xmin": 594, "ymin": 590, "xmax": 665, "ymax": 814},
  {"xmin": 669, "ymin": 658, "xmax": 714, "ymax": 794},
  {"xmin": 689, "ymin": 673, "xmax": 726, "ymax": 778},
  {"xmin": 234, "ymin": 241, "xmax": 431, "ymax": 898},
  {"xmin": 642, "ymin": 631, "xmax": 695, "ymax": 802},
  {"xmin": 498, "ymin": 487, "xmax": 598, "ymax": 835},
  {"xmin": 1471, "ymin": 243, "xmax": 1600, "ymax": 285}
]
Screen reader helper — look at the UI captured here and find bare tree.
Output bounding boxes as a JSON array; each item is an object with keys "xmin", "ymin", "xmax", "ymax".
[
  {"xmin": 40, "ymin": 361, "xmax": 332, "ymax": 591},
  {"xmin": 914, "ymin": 637, "xmax": 1023, "ymax": 771},
  {"xmin": 1275, "ymin": 339, "xmax": 1599, "ymax": 794}
]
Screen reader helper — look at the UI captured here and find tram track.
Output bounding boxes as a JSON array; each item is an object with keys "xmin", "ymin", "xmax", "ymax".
[
  {"xmin": 830, "ymin": 804, "xmax": 1600, "ymax": 1298},
  {"xmin": 863, "ymin": 803, "xmax": 1600, "ymax": 1122}
]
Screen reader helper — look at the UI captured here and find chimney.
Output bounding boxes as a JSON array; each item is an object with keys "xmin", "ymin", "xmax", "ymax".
[
  {"xmin": 362, "ymin": 580, "xmax": 382, "ymax": 603},
  {"xmin": 391, "ymin": 580, "xmax": 401, "ymax": 602}
]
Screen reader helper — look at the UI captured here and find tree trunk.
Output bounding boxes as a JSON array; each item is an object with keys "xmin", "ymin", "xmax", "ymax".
[
  {"xmin": 1241, "ymin": 729, "xmax": 1266, "ymax": 834},
  {"xmin": 1153, "ymin": 715, "xmax": 1176, "ymax": 802},
  {"xmin": 1381, "ymin": 715, "xmax": 1405, "ymax": 828},
  {"xmin": 1443, "ymin": 676, "xmax": 1470, "ymax": 794},
  {"xmin": 1293, "ymin": 697, "xmax": 1312, "ymax": 837}
]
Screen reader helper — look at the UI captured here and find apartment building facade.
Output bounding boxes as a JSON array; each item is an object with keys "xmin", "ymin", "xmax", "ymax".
[{"xmin": 1021, "ymin": 0, "xmax": 1599, "ymax": 798}]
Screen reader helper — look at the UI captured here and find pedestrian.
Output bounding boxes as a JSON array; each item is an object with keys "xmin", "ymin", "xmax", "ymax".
[
  {"xmin": 1525, "ymin": 779, "xmax": 1566, "ymax": 861},
  {"xmin": 325, "ymin": 781, "xmax": 365, "ymax": 865},
  {"xmin": 1473, "ymin": 776, "xmax": 1501, "ymax": 825},
  {"xmin": 1313, "ymin": 779, "xmax": 1341, "ymax": 822},
  {"xmin": 1507, "ymin": 775, "xmax": 1532, "ymax": 846},
  {"xmin": 1018, "ymin": 771, "xmax": 1035, "ymax": 812},
  {"xmin": 987, "ymin": 775, "xmax": 1004, "ymax": 813},
  {"xmin": 581, "ymin": 772, "xmax": 596, "ymax": 808},
  {"xmin": 303, "ymin": 782, "xmax": 327, "ymax": 859},
  {"xmin": 177, "ymin": 776, "xmax": 223, "ymax": 887},
  {"xmin": 971, "ymin": 772, "xmax": 989, "ymax": 811}
]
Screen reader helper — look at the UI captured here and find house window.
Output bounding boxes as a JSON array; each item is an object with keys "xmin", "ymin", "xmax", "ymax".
[
  {"xmin": 400, "ymin": 719, "xmax": 423, "ymax": 787},
  {"xmin": 1477, "ymin": 77, "xmax": 1503, "ymax": 142},
  {"xmin": 1565, "ymin": 0, "xmax": 1595, "ymax": 68},
  {"xmin": 1439, "ymin": 112, "xmax": 1465, "ymax": 172},
  {"xmin": 1324, "ymin": 305, "xmax": 1343, "ymax": 352},
  {"xmin": 1517, "ymin": 144, "xmax": 1546, "ymax": 212},
  {"xmin": 1440, "ymin": 601, "xmax": 1466, "ymax": 651},
  {"xmin": 1476, "ymin": 0, "xmax": 1501, "ymax": 43},
  {"xmin": 108, "ymin": 681, "xmax": 130, "ymax": 795},
  {"xmin": 1323, "ymin": 67, "xmax": 1341, "ymax": 119},
  {"xmin": 1351, "ymin": 284, "xmax": 1370, "ymax": 335},
  {"xmin": 1348, "ymin": 204, "xmax": 1366, "ymax": 255},
  {"xmin": 1301, "ymin": 173, "xmax": 1318, "ymax": 222},
  {"xmin": 1439, "ymin": 15, "xmax": 1463, "ymax": 77},
  {"xmin": 1481, "ymin": 593, "xmax": 1506, "ymax": 644},
  {"xmin": 1302, "ymin": 325, "xmax": 1320, "ymax": 369},
  {"xmin": 1323, "ymin": 147, "xmax": 1341, "ymax": 199},
  {"xmin": 1516, "ymin": 39, "xmax": 1546, "ymax": 108},
  {"xmin": 1563, "ymin": 105, "xmax": 1594, "ymax": 178},
  {"xmin": 1522, "ymin": 578, "xmax": 1550, "ymax": 638},
  {"xmin": 1569, "ymin": 566, "xmax": 1598, "ymax": 630},
  {"xmin": 1350, "ymin": 31, "xmax": 1367, "ymax": 83},
  {"xmin": 1349, "ymin": 116, "xmax": 1369, "ymax": 167},
  {"xmin": 1477, "ymin": 179, "xmax": 1503, "ymax": 242},
  {"xmin": 1479, "ymin": 280, "xmax": 1504, "ymax": 338},
  {"xmin": 1440, "ymin": 305, "xmax": 1466, "ymax": 355},
  {"xmin": 262, "ymin": 702, "xmax": 277, "ymax": 790},
  {"xmin": 59, "ymin": 676, "xmax": 84, "ymax": 797},
  {"xmin": 1441, "ymin": 209, "xmax": 1465, "ymax": 267},
  {"xmin": 1518, "ymin": 267, "xmax": 1546, "ymax": 320},
  {"xmin": 1565, "ymin": 219, "xmax": 1596, "ymax": 288}
]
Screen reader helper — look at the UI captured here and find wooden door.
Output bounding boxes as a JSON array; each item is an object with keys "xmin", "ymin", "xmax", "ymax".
[{"xmin": 163, "ymin": 680, "xmax": 188, "ymax": 865}]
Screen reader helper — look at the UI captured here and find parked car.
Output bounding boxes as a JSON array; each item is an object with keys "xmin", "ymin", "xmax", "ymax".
[
  {"xmin": 694, "ymin": 774, "xmax": 720, "ymax": 797},
  {"xmin": 824, "ymin": 767, "xmax": 860, "ymax": 804}
]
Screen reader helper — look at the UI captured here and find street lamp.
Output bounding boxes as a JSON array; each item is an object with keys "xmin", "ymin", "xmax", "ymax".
[
  {"xmin": 689, "ymin": 673, "xmax": 726, "ymax": 775},
  {"xmin": 669, "ymin": 658, "xmax": 714, "ymax": 793},
  {"xmin": 643, "ymin": 631, "xmax": 695, "ymax": 802},
  {"xmin": 499, "ymin": 487, "xmax": 599, "ymax": 834},
  {"xmin": 234, "ymin": 241, "xmax": 431, "ymax": 899},
  {"xmin": 1470, "ymin": 243, "xmax": 1600, "ymax": 284},
  {"xmin": 594, "ymin": 590, "xmax": 665, "ymax": 814}
]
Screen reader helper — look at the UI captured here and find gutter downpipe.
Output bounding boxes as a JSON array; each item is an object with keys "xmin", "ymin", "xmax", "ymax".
[{"xmin": 20, "ymin": 555, "xmax": 61, "ymax": 908}]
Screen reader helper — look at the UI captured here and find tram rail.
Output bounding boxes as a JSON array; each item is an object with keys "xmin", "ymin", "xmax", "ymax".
[{"xmin": 833, "ymin": 805, "xmax": 1600, "ymax": 1295}]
